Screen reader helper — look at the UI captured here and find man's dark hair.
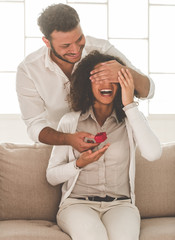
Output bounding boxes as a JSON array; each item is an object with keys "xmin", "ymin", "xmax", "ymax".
[
  {"xmin": 70, "ymin": 50, "xmax": 126, "ymax": 123},
  {"xmin": 37, "ymin": 4, "xmax": 80, "ymax": 40}
]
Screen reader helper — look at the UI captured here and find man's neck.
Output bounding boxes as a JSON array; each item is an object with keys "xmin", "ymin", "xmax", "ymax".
[{"xmin": 51, "ymin": 51, "xmax": 74, "ymax": 79}]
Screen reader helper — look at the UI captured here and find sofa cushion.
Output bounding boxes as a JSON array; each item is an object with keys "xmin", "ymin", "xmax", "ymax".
[
  {"xmin": 140, "ymin": 217, "xmax": 175, "ymax": 240},
  {"xmin": 0, "ymin": 143, "xmax": 61, "ymax": 221},
  {"xmin": 135, "ymin": 142, "xmax": 175, "ymax": 218},
  {"xmin": 0, "ymin": 220, "xmax": 71, "ymax": 240}
]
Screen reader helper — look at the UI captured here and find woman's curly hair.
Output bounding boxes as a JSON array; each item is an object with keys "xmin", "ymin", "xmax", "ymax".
[{"xmin": 69, "ymin": 50, "xmax": 126, "ymax": 122}]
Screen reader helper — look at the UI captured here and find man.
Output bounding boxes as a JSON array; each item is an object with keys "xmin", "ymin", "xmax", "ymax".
[{"xmin": 16, "ymin": 3, "xmax": 154, "ymax": 152}]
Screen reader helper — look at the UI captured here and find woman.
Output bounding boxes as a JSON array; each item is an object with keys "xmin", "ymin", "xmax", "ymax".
[{"xmin": 46, "ymin": 51, "xmax": 161, "ymax": 240}]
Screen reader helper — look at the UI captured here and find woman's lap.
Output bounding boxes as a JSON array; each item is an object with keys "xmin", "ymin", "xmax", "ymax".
[
  {"xmin": 57, "ymin": 198, "xmax": 140, "ymax": 240},
  {"xmin": 57, "ymin": 203, "xmax": 108, "ymax": 240}
]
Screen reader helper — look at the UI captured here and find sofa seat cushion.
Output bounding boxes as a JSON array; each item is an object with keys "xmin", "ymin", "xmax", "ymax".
[
  {"xmin": 0, "ymin": 220, "xmax": 71, "ymax": 240},
  {"xmin": 140, "ymin": 217, "xmax": 175, "ymax": 240}
]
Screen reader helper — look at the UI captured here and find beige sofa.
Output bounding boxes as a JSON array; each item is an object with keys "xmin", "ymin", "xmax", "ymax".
[{"xmin": 0, "ymin": 142, "xmax": 175, "ymax": 240}]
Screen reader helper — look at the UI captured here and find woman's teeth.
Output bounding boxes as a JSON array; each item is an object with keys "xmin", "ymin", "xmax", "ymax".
[{"xmin": 100, "ymin": 89, "xmax": 112, "ymax": 95}]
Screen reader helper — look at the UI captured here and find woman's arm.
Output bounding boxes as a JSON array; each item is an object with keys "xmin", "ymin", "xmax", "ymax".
[
  {"xmin": 46, "ymin": 114, "xmax": 82, "ymax": 186},
  {"xmin": 118, "ymin": 68, "xmax": 161, "ymax": 161},
  {"xmin": 124, "ymin": 103, "xmax": 162, "ymax": 161},
  {"xmin": 46, "ymin": 144, "xmax": 80, "ymax": 186}
]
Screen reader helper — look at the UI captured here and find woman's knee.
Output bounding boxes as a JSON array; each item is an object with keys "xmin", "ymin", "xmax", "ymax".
[
  {"xmin": 58, "ymin": 219, "xmax": 108, "ymax": 240},
  {"xmin": 56, "ymin": 205, "xmax": 108, "ymax": 240},
  {"xmin": 102, "ymin": 203, "xmax": 140, "ymax": 240},
  {"xmin": 74, "ymin": 223, "xmax": 108, "ymax": 240}
]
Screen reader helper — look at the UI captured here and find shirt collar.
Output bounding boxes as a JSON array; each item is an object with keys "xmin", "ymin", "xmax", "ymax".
[
  {"xmin": 79, "ymin": 106, "xmax": 119, "ymax": 124},
  {"xmin": 110, "ymin": 110, "xmax": 118, "ymax": 122},
  {"xmin": 44, "ymin": 47, "xmax": 55, "ymax": 71},
  {"xmin": 44, "ymin": 48, "xmax": 69, "ymax": 80},
  {"xmin": 79, "ymin": 106, "xmax": 94, "ymax": 122},
  {"xmin": 72, "ymin": 43, "xmax": 88, "ymax": 72}
]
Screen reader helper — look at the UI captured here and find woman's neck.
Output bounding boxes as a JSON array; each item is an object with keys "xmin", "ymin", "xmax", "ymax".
[{"xmin": 93, "ymin": 104, "xmax": 113, "ymax": 127}]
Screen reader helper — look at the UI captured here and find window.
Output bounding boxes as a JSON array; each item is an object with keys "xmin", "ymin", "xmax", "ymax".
[{"xmin": 0, "ymin": 0, "xmax": 175, "ymax": 114}]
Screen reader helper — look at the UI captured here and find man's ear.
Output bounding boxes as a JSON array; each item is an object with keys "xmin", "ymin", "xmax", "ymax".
[{"xmin": 42, "ymin": 36, "xmax": 51, "ymax": 48}]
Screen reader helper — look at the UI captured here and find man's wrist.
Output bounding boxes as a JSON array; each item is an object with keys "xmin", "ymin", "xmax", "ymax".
[{"xmin": 63, "ymin": 133, "xmax": 72, "ymax": 145}]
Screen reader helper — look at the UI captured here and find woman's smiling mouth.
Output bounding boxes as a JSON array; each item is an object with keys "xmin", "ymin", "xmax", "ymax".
[{"xmin": 100, "ymin": 89, "xmax": 113, "ymax": 96}]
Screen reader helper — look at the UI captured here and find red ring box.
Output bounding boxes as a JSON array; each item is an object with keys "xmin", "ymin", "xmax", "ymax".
[{"xmin": 94, "ymin": 132, "xmax": 107, "ymax": 143}]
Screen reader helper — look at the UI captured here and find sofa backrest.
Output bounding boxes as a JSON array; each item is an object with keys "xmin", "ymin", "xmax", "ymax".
[
  {"xmin": 135, "ymin": 142, "xmax": 175, "ymax": 218},
  {"xmin": 0, "ymin": 142, "xmax": 175, "ymax": 221},
  {"xmin": 0, "ymin": 143, "xmax": 60, "ymax": 222}
]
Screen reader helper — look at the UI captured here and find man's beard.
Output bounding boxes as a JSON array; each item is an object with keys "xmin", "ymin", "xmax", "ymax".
[{"xmin": 50, "ymin": 41, "xmax": 79, "ymax": 64}]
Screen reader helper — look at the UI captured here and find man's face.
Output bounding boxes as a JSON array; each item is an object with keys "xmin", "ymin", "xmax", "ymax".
[{"xmin": 45, "ymin": 24, "xmax": 85, "ymax": 64}]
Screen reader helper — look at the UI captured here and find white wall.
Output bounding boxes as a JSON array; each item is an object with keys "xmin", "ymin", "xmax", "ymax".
[
  {"xmin": 1, "ymin": 114, "xmax": 175, "ymax": 144},
  {"xmin": 147, "ymin": 115, "xmax": 175, "ymax": 144},
  {"xmin": 0, "ymin": 115, "xmax": 32, "ymax": 144}
]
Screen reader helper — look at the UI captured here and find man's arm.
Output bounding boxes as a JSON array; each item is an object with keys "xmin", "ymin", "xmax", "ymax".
[
  {"xmin": 86, "ymin": 37, "xmax": 154, "ymax": 99},
  {"xmin": 39, "ymin": 127, "xmax": 99, "ymax": 152},
  {"xmin": 90, "ymin": 60, "xmax": 152, "ymax": 99},
  {"xmin": 16, "ymin": 65, "xmax": 98, "ymax": 152}
]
